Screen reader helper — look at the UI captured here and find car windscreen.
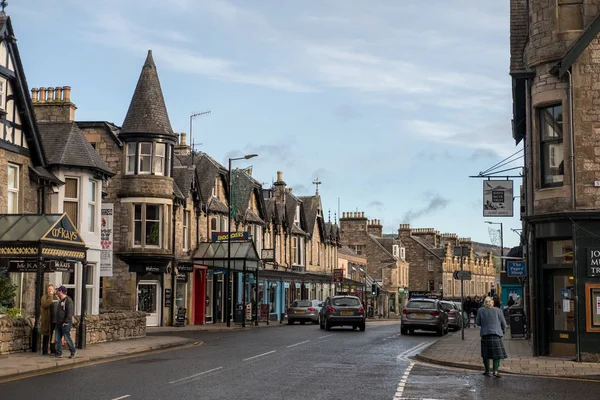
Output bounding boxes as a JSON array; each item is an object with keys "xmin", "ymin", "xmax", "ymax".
[
  {"xmin": 292, "ymin": 300, "xmax": 313, "ymax": 307},
  {"xmin": 407, "ymin": 301, "xmax": 436, "ymax": 309},
  {"xmin": 440, "ymin": 303, "xmax": 454, "ymax": 311},
  {"xmin": 332, "ymin": 298, "xmax": 360, "ymax": 306}
]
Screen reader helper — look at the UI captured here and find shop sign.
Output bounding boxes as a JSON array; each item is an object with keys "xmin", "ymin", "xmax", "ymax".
[
  {"xmin": 587, "ymin": 248, "xmax": 600, "ymax": 277},
  {"xmin": 100, "ymin": 204, "xmax": 114, "ymax": 277},
  {"xmin": 176, "ymin": 273, "xmax": 188, "ymax": 282},
  {"xmin": 507, "ymin": 261, "xmax": 526, "ymax": 277},
  {"xmin": 284, "ymin": 282, "xmax": 290, "ymax": 289},
  {"xmin": 8, "ymin": 260, "xmax": 44, "ymax": 273},
  {"xmin": 295, "ymin": 282, "xmax": 301, "ymax": 289},
  {"xmin": 42, "ymin": 214, "xmax": 85, "ymax": 244},
  {"xmin": 7, "ymin": 260, "xmax": 76, "ymax": 273},
  {"xmin": 128, "ymin": 265, "xmax": 165, "ymax": 274},
  {"xmin": 306, "ymin": 283, "xmax": 311, "ymax": 289},
  {"xmin": 212, "ymin": 231, "xmax": 249, "ymax": 242},
  {"xmin": 165, "ymin": 288, "xmax": 172, "ymax": 308},
  {"xmin": 483, "ymin": 180, "xmax": 513, "ymax": 217},
  {"xmin": 177, "ymin": 263, "xmax": 194, "ymax": 273},
  {"xmin": 175, "ymin": 308, "xmax": 186, "ymax": 327},
  {"xmin": 333, "ymin": 268, "xmax": 343, "ymax": 283},
  {"xmin": 48, "ymin": 260, "xmax": 76, "ymax": 272}
]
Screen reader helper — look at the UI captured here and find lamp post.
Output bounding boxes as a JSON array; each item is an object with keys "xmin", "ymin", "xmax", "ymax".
[
  {"xmin": 226, "ymin": 154, "xmax": 258, "ymax": 327},
  {"xmin": 485, "ymin": 221, "xmax": 504, "ymax": 295}
]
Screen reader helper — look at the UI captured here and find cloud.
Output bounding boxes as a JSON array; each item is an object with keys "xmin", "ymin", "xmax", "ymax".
[
  {"xmin": 368, "ymin": 201, "xmax": 385, "ymax": 212},
  {"xmin": 224, "ymin": 141, "xmax": 297, "ymax": 168},
  {"xmin": 414, "ymin": 150, "xmax": 454, "ymax": 162},
  {"xmin": 402, "ymin": 193, "xmax": 450, "ymax": 223},
  {"xmin": 333, "ymin": 104, "xmax": 362, "ymax": 120},
  {"xmin": 469, "ymin": 149, "xmax": 500, "ymax": 160}
]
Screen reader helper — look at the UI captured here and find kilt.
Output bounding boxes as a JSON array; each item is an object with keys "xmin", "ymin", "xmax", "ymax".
[{"xmin": 481, "ymin": 334, "xmax": 507, "ymax": 360}]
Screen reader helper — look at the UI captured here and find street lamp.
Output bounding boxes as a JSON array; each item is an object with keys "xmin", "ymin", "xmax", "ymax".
[
  {"xmin": 485, "ymin": 221, "xmax": 504, "ymax": 292},
  {"xmin": 226, "ymin": 153, "xmax": 258, "ymax": 327}
]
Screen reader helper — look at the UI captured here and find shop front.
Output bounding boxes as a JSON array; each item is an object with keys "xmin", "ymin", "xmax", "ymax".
[{"xmin": 0, "ymin": 213, "xmax": 88, "ymax": 351}]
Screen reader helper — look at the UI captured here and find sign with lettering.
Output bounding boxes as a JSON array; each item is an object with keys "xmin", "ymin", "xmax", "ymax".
[
  {"xmin": 7, "ymin": 260, "xmax": 76, "ymax": 273},
  {"xmin": 175, "ymin": 307, "xmax": 186, "ymax": 327},
  {"xmin": 333, "ymin": 268, "xmax": 344, "ymax": 283},
  {"xmin": 128, "ymin": 265, "xmax": 166, "ymax": 274},
  {"xmin": 211, "ymin": 231, "xmax": 249, "ymax": 242},
  {"xmin": 177, "ymin": 263, "xmax": 194, "ymax": 273},
  {"xmin": 261, "ymin": 248, "xmax": 275, "ymax": 261},
  {"xmin": 42, "ymin": 213, "xmax": 85, "ymax": 245},
  {"xmin": 48, "ymin": 260, "xmax": 76, "ymax": 272},
  {"xmin": 507, "ymin": 261, "xmax": 526, "ymax": 277},
  {"xmin": 588, "ymin": 248, "xmax": 600, "ymax": 277},
  {"xmin": 483, "ymin": 180, "xmax": 514, "ymax": 217},
  {"xmin": 100, "ymin": 204, "xmax": 114, "ymax": 277},
  {"xmin": 165, "ymin": 288, "xmax": 172, "ymax": 308}
]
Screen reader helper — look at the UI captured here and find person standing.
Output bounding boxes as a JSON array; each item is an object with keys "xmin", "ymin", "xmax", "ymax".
[
  {"xmin": 40, "ymin": 284, "xmax": 58, "ymax": 355},
  {"xmin": 55, "ymin": 286, "xmax": 76, "ymax": 359},
  {"xmin": 476, "ymin": 296, "xmax": 507, "ymax": 377}
]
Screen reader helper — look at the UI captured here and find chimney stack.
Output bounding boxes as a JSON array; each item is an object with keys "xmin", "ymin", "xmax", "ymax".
[
  {"xmin": 174, "ymin": 132, "xmax": 191, "ymax": 155},
  {"xmin": 180, "ymin": 132, "xmax": 187, "ymax": 145},
  {"xmin": 31, "ymin": 85, "xmax": 77, "ymax": 121},
  {"xmin": 273, "ymin": 170, "xmax": 287, "ymax": 202}
]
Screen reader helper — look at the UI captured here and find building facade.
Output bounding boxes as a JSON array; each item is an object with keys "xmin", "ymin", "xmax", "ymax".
[{"xmin": 510, "ymin": 0, "xmax": 600, "ymax": 360}]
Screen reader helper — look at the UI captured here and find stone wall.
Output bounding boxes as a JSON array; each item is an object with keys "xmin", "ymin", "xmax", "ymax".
[
  {"xmin": 399, "ymin": 225, "xmax": 443, "ymax": 292},
  {"xmin": 0, "ymin": 311, "xmax": 146, "ymax": 354}
]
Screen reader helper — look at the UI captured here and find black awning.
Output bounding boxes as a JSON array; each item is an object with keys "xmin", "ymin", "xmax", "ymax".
[
  {"xmin": 193, "ymin": 241, "xmax": 260, "ymax": 271},
  {"xmin": 0, "ymin": 213, "xmax": 87, "ymax": 262}
]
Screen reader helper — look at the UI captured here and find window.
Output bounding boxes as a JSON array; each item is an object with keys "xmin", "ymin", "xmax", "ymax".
[
  {"xmin": 427, "ymin": 259, "xmax": 434, "ymax": 272},
  {"xmin": 138, "ymin": 142, "xmax": 152, "ymax": 174},
  {"xmin": 252, "ymin": 224, "xmax": 262, "ymax": 254},
  {"xmin": 183, "ymin": 210, "xmax": 190, "ymax": 250},
  {"xmin": 133, "ymin": 203, "xmax": 164, "ymax": 248},
  {"xmin": 544, "ymin": 239, "xmax": 573, "ymax": 264},
  {"xmin": 539, "ymin": 104, "xmax": 564, "ymax": 187},
  {"xmin": 401, "ymin": 248, "xmax": 405, "ymax": 260},
  {"xmin": 292, "ymin": 236, "xmax": 304, "ymax": 265},
  {"xmin": 64, "ymin": 178, "xmax": 79, "ymax": 227},
  {"xmin": 428, "ymin": 280, "xmax": 435, "ymax": 291},
  {"xmin": 85, "ymin": 263, "xmax": 94, "ymax": 316},
  {"xmin": 7, "ymin": 163, "xmax": 19, "ymax": 213},
  {"xmin": 88, "ymin": 180, "xmax": 97, "ymax": 232},
  {"xmin": 154, "ymin": 143, "xmax": 166, "ymax": 175},
  {"xmin": 393, "ymin": 245, "xmax": 399, "ymax": 258},
  {"xmin": 126, "ymin": 143, "xmax": 136, "ymax": 174},
  {"xmin": 294, "ymin": 205, "xmax": 300, "ymax": 227},
  {"xmin": 351, "ymin": 245, "xmax": 364, "ymax": 256}
]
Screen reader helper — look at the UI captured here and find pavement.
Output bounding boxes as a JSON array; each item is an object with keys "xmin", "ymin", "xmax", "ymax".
[{"xmin": 416, "ymin": 325, "xmax": 600, "ymax": 379}]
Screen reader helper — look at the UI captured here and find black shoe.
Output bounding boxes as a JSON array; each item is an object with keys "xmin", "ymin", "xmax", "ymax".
[
  {"xmin": 482, "ymin": 372, "xmax": 491, "ymax": 376},
  {"xmin": 69, "ymin": 351, "xmax": 77, "ymax": 359}
]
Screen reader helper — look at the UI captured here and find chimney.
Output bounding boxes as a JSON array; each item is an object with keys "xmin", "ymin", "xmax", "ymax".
[
  {"xmin": 273, "ymin": 170, "xmax": 287, "ymax": 202},
  {"xmin": 411, "ymin": 228, "xmax": 438, "ymax": 247},
  {"xmin": 174, "ymin": 132, "xmax": 191, "ymax": 155},
  {"xmin": 367, "ymin": 218, "xmax": 383, "ymax": 237},
  {"xmin": 181, "ymin": 132, "xmax": 187, "ymax": 145},
  {"xmin": 31, "ymin": 85, "xmax": 77, "ymax": 122},
  {"xmin": 338, "ymin": 210, "xmax": 368, "ymax": 241},
  {"xmin": 398, "ymin": 223, "xmax": 412, "ymax": 239},
  {"xmin": 288, "ymin": 188, "xmax": 293, "ymax": 193}
]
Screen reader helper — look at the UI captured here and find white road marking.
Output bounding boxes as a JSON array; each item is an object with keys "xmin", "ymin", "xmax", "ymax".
[
  {"xmin": 168, "ymin": 367, "xmax": 223, "ymax": 384},
  {"xmin": 318, "ymin": 334, "xmax": 334, "ymax": 339},
  {"xmin": 396, "ymin": 342, "xmax": 430, "ymax": 363},
  {"xmin": 111, "ymin": 396, "xmax": 131, "ymax": 400},
  {"xmin": 287, "ymin": 340, "xmax": 310, "ymax": 348},
  {"xmin": 243, "ymin": 350, "xmax": 276, "ymax": 361}
]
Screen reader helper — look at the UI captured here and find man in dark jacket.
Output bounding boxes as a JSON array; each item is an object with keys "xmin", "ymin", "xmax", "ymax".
[{"xmin": 55, "ymin": 286, "xmax": 76, "ymax": 358}]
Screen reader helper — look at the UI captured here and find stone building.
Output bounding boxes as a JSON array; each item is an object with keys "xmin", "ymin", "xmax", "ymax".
[
  {"xmin": 339, "ymin": 212, "xmax": 408, "ymax": 317},
  {"xmin": 510, "ymin": 0, "xmax": 600, "ymax": 360}
]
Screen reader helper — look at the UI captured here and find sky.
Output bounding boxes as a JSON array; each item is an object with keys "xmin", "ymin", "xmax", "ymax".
[{"xmin": 12, "ymin": 0, "xmax": 523, "ymax": 247}]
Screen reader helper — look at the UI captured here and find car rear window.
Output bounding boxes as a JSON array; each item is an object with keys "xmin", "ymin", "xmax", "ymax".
[
  {"xmin": 440, "ymin": 303, "xmax": 454, "ymax": 311},
  {"xmin": 332, "ymin": 298, "xmax": 360, "ymax": 306},
  {"xmin": 292, "ymin": 300, "xmax": 312, "ymax": 307},
  {"xmin": 407, "ymin": 301, "xmax": 436, "ymax": 309}
]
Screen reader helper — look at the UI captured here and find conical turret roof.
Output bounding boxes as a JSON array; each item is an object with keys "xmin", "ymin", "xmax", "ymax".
[{"xmin": 121, "ymin": 50, "xmax": 175, "ymax": 137}]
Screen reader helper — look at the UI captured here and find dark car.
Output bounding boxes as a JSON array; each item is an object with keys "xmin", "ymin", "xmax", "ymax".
[
  {"xmin": 440, "ymin": 300, "xmax": 462, "ymax": 331},
  {"xmin": 401, "ymin": 298, "xmax": 449, "ymax": 336},
  {"xmin": 319, "ymin": 296, "xmax": 366, "ymax": 331}
]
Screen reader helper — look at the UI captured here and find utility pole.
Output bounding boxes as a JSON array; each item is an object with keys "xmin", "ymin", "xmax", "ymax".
[{"xmin": 461, "ymin": 245, "xmax": 465, "ymax": 341}]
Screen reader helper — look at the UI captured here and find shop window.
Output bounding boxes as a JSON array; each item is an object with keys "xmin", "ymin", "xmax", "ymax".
[
  {"xmin": 176, "ymin": 280, "xmax": 187, "ymax": 308},
  {"xmin": 133, "ymin": 203, "xmax": 164, "ymax": 248},
  {"xmin": 544, "ymin": 239, "xmax": 573, "ymax": 264},
  {"xmin": 64, "ymin": 177, "xmax": 79, "ymax": 227},
  {"xmin": 585, "ymin": 284, "xmax": 600, "ymax": 332},
  {"xmin": 7, "ymin": 163, "xmax": 19, "ymax": 213},
  {"xmin": 88, "ymin": 180, "xmax": 97, "ymax": 232},
  {"xmin": 539, "ymin": 104, "xmax": 564, "ymax": 187}
]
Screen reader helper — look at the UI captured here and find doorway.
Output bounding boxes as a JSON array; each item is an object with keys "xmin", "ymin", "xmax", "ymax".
[
  {"xmin": 193, "ymin": 268, "xmax": 206, "ymax": 325},
  {"xmin": 544, "ymin": 269, "xmax": 576, "ymax": 357},
  {"xmin": 138, "ymin": 281, "xmax": 161, "ymax": 326}
]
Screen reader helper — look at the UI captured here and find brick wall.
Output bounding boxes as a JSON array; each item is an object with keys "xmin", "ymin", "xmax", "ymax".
[{"xmin": 510, "ymin": 0, "xmax": 529, "ymax": 73}]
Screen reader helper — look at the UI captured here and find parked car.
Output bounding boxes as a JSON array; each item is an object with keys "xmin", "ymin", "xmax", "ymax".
[
  {"xmin": 401, "ymin": 298, "xmax": 449, "ymax": 336},
  {"xmin": 287, "ymin": 300, "xmax": 322, "ymax": 325},
  {"xmin": 319, "ymin": 296, "xmax": 366, "ymax": 331},
  {"xmin": 452, "ymin": 301, "xmax": 470, "ymax": 328},
  {"xmin": 440, "ymin": 300, "xmax": 462, "ymax": 331}
]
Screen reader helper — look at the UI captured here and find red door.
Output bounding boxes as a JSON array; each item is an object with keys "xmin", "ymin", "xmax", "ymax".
[{"xmin": 193, "ymin": 267, "xmax": 207, "ymax": 324}]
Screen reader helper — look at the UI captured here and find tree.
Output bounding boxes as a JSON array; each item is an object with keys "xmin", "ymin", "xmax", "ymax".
[{"xmin": 0, "ymin": 275, "xmax": 16, "ymax": 307}]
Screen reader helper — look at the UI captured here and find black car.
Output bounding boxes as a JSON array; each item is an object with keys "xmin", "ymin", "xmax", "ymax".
[{"xmin": 319, "ymin": 295, "xmax": 366, "ymax": 331}]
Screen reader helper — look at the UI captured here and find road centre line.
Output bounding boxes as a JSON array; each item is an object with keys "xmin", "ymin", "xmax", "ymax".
[
  {"xmin": 243, "ymin": 350, "xmax": 276, "ymax": 361},
  {"xmin": 169, "ymin": 367, "xmax": 223, "ymax": 384},
  {"xmin": 318, "ymin": 334, "xmax": 334, "ymax": 339},
  {"xmin": 111, "ymin": 396, "xmax": 131, "ymax": 400},
  {"xmin": 287, "ymin": 340, "xmax": 310, "ymax": 348}
]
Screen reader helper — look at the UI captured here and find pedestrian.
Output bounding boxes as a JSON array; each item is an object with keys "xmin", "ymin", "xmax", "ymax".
[
  {"xmin": 493, "ymin": 294, "xmax": 501, "ymax": 308},
  {"xmin": 507, "ymin": 296, "xmax": 515, "ymax": 308},
  {"xmin": 40, "ymin": 284, "xmax": 58, "ymax": 355},
  {"xmin": 476, "ymin": 296, "xmax": 507, "ymax": 377},
  {"xmin": 55, "ymin": 286, "xmax": 76, "ymax": 359}
]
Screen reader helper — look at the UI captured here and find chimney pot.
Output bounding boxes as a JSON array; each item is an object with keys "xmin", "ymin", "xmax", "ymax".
[
  {"xmin": 361, "ymin": 212, "xmax": 365, "ymax": 218},
  {"xmin": 47, "ymin": 87, "xmax": 55, "ymax": 102},
  {"xmin": 181, "ymin": 132, "xmax": 187, "ymax": 146},
  {"xmin": 55, "ymin": 86, "xmax": 63, "ymax": 101},
  {"xmin": 31, "ymin": 88, "xmax": 39, "ymax": 103},
  {"xmin": 277, "ymin": 171, "xmax": 283, "ymax": 182},
  {"xmin": 63, "ymin": 86, "xmax": 71, "ymax": 102},
  {"xmin": 288, "ymin": 188, "xmax": 293, "ymax": 193},
  {"xmin": 39, "ymin": 87, "xmax": 46, "ymax": 103}
]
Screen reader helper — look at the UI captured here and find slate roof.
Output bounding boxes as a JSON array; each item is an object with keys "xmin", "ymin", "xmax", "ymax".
[
  {"xmin": 194, "ymin": 153, "xmax": 228, "ymax": 205},
  {"xmin": 38, "ymin": 122, "xmax": 113, "ymax": 177},
  {"xmin": 120, "ymin": 50, "xmax": 175, "ymax": 137},
  {"xmin": 411, "ymin": 236, "xmax": 444, "ymax": 259},
  {"xmin": 172, "ymin": 165, "xmax": 195, "ymax": 197},
  {"xmin": 298, "ymin": 195, "xmax": 321, "ymax": 235},
  {"xmin": 231, "ymin": 168, "xmax": 265, "ymax": 224},
  {"xmin": 173, "ymin": 180, "xmax": 185, "ymax": 200},
  {"xmin": 369, "ymin": 234, "xmax": 396, "ymax": 262}
]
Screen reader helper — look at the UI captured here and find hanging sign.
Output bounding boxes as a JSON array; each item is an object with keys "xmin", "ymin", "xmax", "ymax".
[
  {"xmin": 483, "ymin": 180, "xmax": 513, "ymax": 217},
  {"xmin": 333, "ymin": 268, "xmax": 344, "ymax": 283},
  {"xmin": 507, "ymin": 261, "xmax": 526, "ymax": 277},
  {"xmin": 100, "ymin": 204, "xmax": 114, "ymax": 277},
  {"xmin": 41, "ymin": 213, "xmax": 85, "ymax": 244}
]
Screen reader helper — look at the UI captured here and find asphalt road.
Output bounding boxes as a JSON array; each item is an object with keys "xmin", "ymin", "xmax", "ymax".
[{"xmin": 1, "ymin": 322, "xmax": 598, "ymax": 400}]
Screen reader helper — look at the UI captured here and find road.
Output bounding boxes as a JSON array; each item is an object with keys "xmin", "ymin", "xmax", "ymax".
[{"xmin": 1, "ymin": 321, "xmax": 598, "ymax": 400}]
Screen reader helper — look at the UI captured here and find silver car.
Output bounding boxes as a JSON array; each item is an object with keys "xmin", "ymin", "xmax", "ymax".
[
  {"xmin": 319, "ymin": 295, "xmax": 366, "ymax": 331},
  {"xmin": 287, "ymin": 300, "xmax": 322, "ymax": 325}
]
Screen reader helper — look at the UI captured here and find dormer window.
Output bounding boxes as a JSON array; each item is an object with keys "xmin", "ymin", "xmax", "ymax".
[
  {"xmin": 294, "ymin": 205, "xmax": 300, "ymax": 227},
  {"xmin": 393, "ymin": 245, "xmax": 399, "ymax": 258}
]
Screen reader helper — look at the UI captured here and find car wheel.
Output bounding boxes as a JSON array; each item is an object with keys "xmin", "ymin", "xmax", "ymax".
[
  {"xmin": 300, "ymin": 321, "xmax": 306, "ymax": 325},
  {"xmin": 436, "ymin": 326, "xmax": 443, "ymax": 336},
  {"xmin": 359, "ymin": 322, "xmax": 366, "ymax": 332},
  {"xmin": 401, "ymin": 327, "xmax": 408, "ymax": 335},
  {"xmin": 325, "ymin": 320, "xmax": 332, "ymax": 331},
  {"xmin": 352, "ymin": 325, "xmax": 358, "ymax": 330},
  {"xmin": 288, "ymin": 319, "xmax": 294, "ymax": 325}
]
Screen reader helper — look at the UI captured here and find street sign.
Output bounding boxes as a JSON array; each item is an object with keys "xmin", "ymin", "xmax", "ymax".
[
  {"xmin": 453, "ymin": 271, "xmax": 472, "ymax": 280},
  {"xmin": 507, "ymin": 261, "xmax": 526, "ymax": 277}
]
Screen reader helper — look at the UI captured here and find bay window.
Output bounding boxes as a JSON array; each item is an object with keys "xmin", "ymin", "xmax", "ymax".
[
  {"xmin": 126, "ymin": 143, "xmax": 136, "ymax": 174},
  {"xmin": 64, "ymin": 177, "xmax": 79, "ymax": 227},
  {"xmin": 133, "ymin": 203, "xmax": 164, "ymax": 248},
  {"xmin": 154, "ymin": 143, "xmax": 165, "ymax": 175},
  {"xmin": 126, "ymin": 141, "xmax": 170, "ymax": 176},
  {"xmin": 539, "ymin": 104, "xmax": 564, "ymax": 187},
  {"xmin": 139, "ymin": 142, "xmax": 152, "ymax": 174}
]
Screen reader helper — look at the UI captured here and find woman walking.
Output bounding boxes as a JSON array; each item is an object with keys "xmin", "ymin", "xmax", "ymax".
[{"xmin": 476, "ymin": 296, "xmax": 507, "ymax": 377}]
